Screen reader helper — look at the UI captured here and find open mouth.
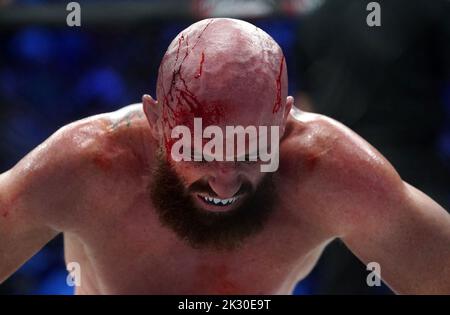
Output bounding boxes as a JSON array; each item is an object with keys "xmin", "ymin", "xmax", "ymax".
[{"xmin": 197, "ymin": 194, "xmax": 240, "ymax": 207}]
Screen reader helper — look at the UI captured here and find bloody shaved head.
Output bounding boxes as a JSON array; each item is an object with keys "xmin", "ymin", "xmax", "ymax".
[
  {"xmin": 147, "ymin": 19, "xmax": 291, "ymax": 248},
  {"xmin": 155, "ymin": 18, "xmax": 288, "ymax": 152}
]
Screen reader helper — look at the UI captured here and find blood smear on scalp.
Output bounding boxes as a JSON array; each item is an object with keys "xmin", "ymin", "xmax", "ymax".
[
  {"xmin": 160, "ymin": 22, "xmax": 224, "ymax": 155},
  {"xmin": 194, "ymin": 51, "xmax": 205, "ymax": 79},
  {"xmin": 272, "ymin": 57, "xmax": 285, "ymax": 114}
]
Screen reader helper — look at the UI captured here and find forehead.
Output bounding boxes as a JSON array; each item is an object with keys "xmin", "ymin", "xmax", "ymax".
[
  {"xmin": 183, "ymin": 116, "xmax": 279, "ymax": 158},
  {"xmin": 180, "ymin": 97, "xmax": 277, "ymax": 121}
]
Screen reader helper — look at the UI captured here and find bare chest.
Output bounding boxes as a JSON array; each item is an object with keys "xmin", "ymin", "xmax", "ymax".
[{"xmin": 65, "ymin": 196, "xmax": 327, "ymax": 295}]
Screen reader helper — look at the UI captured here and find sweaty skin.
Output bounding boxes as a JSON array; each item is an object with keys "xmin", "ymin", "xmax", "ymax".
[{"xmin": 1, "ymin": 19, "xmax": 449, "ymax": 294}]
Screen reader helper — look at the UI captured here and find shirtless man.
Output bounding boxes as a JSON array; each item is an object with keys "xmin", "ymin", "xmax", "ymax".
[{"xmin": 0, "ymin": 18, "xmax": 449, "ymax": 295}]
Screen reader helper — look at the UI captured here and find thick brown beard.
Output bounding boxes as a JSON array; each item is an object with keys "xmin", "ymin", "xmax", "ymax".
[{"xmin": 149, "ymin": 154, "xmax": 277, "ymax": 251}]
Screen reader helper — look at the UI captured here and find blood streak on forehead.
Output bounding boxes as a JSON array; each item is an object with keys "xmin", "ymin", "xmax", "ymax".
[{"xmin": 156, "ymin": 18, "xmax": 287, "ymax": 154}]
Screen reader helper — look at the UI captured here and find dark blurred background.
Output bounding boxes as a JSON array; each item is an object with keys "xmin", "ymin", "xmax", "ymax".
[{"xmin": 0, "ymin": 0, "xmax": 449, "ymax": 294}]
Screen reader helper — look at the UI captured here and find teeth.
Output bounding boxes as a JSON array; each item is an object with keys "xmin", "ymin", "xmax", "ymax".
[{"xmin": 200, "ymin": 195, "xmax": 239, "ymax": 206}]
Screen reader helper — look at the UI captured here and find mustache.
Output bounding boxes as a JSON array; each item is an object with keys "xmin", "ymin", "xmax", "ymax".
[{"xmin": 187, "ymin": 180, "xmax": 253, "ymax": 197}]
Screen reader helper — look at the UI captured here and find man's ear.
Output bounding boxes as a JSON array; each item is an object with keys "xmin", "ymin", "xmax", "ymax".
[
  {"xmin": 280, "ymin": 96, "xmax": 294, "ymax": 135},
  {"xmin": 284, "ymin": 96, "xmax": 294, "ymax": 120},
  {"xmin": 142, "ymin": 94, "xmax": 160, "ymax": 140}
]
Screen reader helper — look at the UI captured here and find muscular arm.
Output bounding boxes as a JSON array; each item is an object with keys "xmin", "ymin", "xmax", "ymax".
[
  {"xmin": 312, "ymin": 115, "xmax": 450, "ymax": 294},
  {"xmin": 0, "ymin": 119, "xmax": 103, "ymax": 283},
  {"xmin": 343, "ymin": 180, "xmax": 450, "ymax": 294},
  {"xmin": 0, "ymin": 169, "xmax": 58, "ymax": 283},
  {"xmin": 289, "ymin": 111, "xmax": 450, "ymax": 294}
]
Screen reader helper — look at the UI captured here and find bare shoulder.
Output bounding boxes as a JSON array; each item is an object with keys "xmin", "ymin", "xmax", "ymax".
[
  {"xmin": 45, "ymin": 103, "xmax": 153, "ymax": 174},
  {"xmin": 56, "ymin": 103, "xmax": 146, "ymax": 152},
  {"xmin": 282, "ymin": 107, "xmax": 402, "ymax": 184},
  {"xmin": 6, "ymin": 104, "xmax": 154, "ymax": 231},
  {"xmin": 9, "ymin": 109, "xmax": 113, "ymax": 182},
  {"xmin": 279, "ymin": 108, "xmax": 406, "ymax": 236}
]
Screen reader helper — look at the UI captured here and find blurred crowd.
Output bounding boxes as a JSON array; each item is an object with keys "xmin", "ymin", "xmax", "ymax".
[{"xmin": 0, "ymin": 0, "xmax": 449, "ymax": 294}]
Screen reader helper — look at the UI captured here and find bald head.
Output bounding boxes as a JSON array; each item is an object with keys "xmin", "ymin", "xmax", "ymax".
[
  {"xmin": 155, "ymin": 18, "xmax": 288, "ymax": 131},
  {"xmin": 147, "ymin": 20, "xmax": 288, "ymax": 241}
]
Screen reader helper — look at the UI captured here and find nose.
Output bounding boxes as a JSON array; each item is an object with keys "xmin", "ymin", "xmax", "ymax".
[{"xmin": 207, "ymin": 165, "xmax": 242, "ymax": 198}]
